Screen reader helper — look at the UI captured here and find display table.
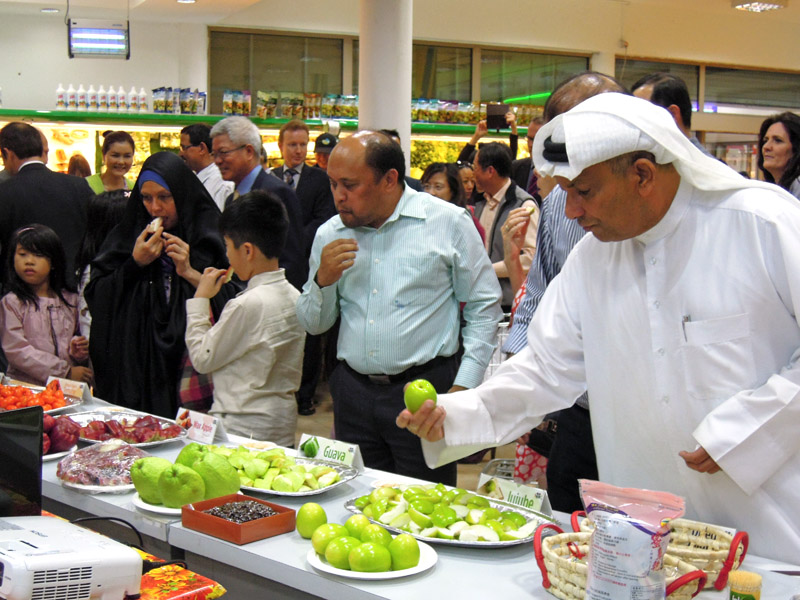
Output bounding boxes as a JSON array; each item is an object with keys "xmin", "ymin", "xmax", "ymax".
[{"xmin": 41, "ymin": 399, "xmax": 800, "ymax": 600}]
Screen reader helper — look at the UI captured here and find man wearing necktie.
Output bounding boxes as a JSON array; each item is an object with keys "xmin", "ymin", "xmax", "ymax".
[
  {"xmin": 272, "ymin": 120, "xmax": 337, "ymax": 416},
  {"xmin": 209, "ymin": 116, "xmax": 307, "ymax": 292},
  {"xmin": 472, "ymin": 142, "xmax": 540, "ymax": 310}
]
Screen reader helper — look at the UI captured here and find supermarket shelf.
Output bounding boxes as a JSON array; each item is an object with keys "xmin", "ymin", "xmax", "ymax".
[{"xmin": 0, "ymin": 108, "xmax": 510, "ymax": 136}]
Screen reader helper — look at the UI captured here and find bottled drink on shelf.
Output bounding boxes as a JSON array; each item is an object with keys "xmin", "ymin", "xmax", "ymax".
[
  {"xmin": 117, "ymin": 85, "xmax": 128, "ymax": 112},
  {"xmin": 56, "ymin": 83, "xmax": 66, "ymax": 110},
  {"xmin": 66, "ymin": 84, "xmax": 77, "ymax": 111},
  {"xmin": 77, "ymin": 84, "xmax": 87, "ymax": 111},
  {"xmin": 88, "ymin": 85, "xmax": 98, "ymax": 111},
  {"xmin": 108, "ymin": 85, "xmax": 118, "ymax": 112},
  {"xmin": 138, "ymin": 87, "xmax": 148, "ymax": 113},
  {"xmin": 127, "ymin": 86, "xmax": 138, "ymax": 112},
  {"xmin": 98, "ymin": 85, "xmax": 108, "ymax": 112}
]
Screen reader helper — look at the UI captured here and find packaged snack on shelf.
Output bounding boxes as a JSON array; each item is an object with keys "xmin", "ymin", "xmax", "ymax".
[
  {"xmin": 291, "ymin": 93, "xmax": 304, "ymax": 119},
  {"xmin": 440, "ymin": 100, "xmax": 458, "ymax": 123},
  {"xmin": 332, "ymin": 95, "xmax": 345, "ymax": 118},
  {"xmin": 467, "ymin": 102, "xmax": 480, "ymax": 124},
  {"xmin": 222, "ymin": 89, "xmax": 234, "ymax": 115},
  {"xmin": 321, "ymin": 94, "xmax": 337, "ymax": 118},
  {"xmin": 455, "ymin": 101, "xmax": 470, "ymax": 124},
  {"xmin": 278, "ymin": 92, "xmax": 295, "ymax": 118},
  {"xmin": 172, "ymin": 87, "xmax": 181, "ymax": 114},
  {"xmin": 180, "ymin": 88, "xmax": 193, "ymax": 114},
  {"xmin": 580, "ymin": 479, "xmax": 685, "ymax": 600},
  {"xmin": 243, "ymin": 90, "xmax": 252, "ymax": 116}
]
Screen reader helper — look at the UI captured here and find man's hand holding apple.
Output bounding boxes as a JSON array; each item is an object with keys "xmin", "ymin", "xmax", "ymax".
[
  {"xmin": 396, "ymin": 400, "xmax": 447, "ymax": 443},
  {"xmin": 315, "ymin": 238, "xmax": 358, "ymax": 287}
]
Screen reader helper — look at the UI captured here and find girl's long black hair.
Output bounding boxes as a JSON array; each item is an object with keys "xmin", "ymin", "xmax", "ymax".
[
  {"xmin": 6, "ymin": 224, "xmax": 74, "ymax": 309},
  {"xmin": 75, "ymin": 190, "xmax": 129, "ymax": 280}
]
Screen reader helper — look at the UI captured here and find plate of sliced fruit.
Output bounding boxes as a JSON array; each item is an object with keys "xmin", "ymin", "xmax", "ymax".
[
  {"xmin": 70, "ymin": 409, "xmax": 186, "ymax": 448},
  {"xmin": 345, "ymin": 482, "xmax": 555, "ymax": 547}
]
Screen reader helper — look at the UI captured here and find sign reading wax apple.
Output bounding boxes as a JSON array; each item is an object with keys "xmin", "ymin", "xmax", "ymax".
[
  {"xmin": 298, "ymin": 433, "xmax": 364, "ymax": 472},
  {"xmin": 174, "ymin": 408, "xmax": 228, "ymax": 444},
  {"xmin": 476, "ymin": 474, "xmax": 553, "ymax": 516}
]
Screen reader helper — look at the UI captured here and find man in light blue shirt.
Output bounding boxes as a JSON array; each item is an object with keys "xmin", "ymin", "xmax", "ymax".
[{"xmin": 296, "ymin": 131, "xmax": 502, "ymax": 484}]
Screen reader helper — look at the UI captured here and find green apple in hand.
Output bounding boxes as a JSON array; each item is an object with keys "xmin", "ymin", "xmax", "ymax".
[{"xmin": 404, "ymin": 379, "xmax": 437, "ymax": 413}]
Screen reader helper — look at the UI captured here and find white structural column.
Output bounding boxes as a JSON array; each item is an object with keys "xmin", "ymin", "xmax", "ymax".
[{"xmin": 358, "ymin": 0, "xmax": 413, "ymax": 163}]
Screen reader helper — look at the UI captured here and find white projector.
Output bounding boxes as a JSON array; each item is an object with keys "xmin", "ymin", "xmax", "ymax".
[{"xmin": 0, "ymin": 516, "xmax": 142, "ymax": 600}]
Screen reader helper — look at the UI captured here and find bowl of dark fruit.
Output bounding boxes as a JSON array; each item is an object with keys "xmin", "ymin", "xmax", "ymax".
[{"xmin": 181, "ymin": 494, "xmax": 296, "ymax": 545}]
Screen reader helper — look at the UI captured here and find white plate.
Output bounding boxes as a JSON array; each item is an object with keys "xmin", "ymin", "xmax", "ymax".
[
  {"xmin": 42, "ymin": 446, "xmax": 77, "ymax": 462},
  {"xmin": 132, "ymin": 493, "xmax": 182, "ymax": 516},
  {"xmin": 306, "ymin": 540, "xmax": 436, "ymax": 580},
  {"xmin": 370, "ymin": 477, "xmax": 425, "ymax": 489},
  {"xmin": 61, "ymin": 480, "xmax": 135, "ymax": 495}
]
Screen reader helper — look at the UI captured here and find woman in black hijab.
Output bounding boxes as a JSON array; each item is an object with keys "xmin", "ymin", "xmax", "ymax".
[{"xmin": 86, "ymin": 151, "xmax": 239, "ymax": 417}]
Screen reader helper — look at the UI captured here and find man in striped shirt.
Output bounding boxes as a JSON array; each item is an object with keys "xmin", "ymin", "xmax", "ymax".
[
  {"xmin": 502, "ymin": 72, "xmax": 627, "ymax": 511},
  {"xmin": 296, "ymin": 131, "xmax": 502, "ymax": 485}
]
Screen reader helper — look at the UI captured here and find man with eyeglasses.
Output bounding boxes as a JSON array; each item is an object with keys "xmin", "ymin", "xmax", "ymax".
[
  {"xmin": 210, "ymin": 116, "xmax": 307, "ymax": 291},
  {"xmin": 180, "ymin": 124, "xmax": 233, "ymax": 211}
]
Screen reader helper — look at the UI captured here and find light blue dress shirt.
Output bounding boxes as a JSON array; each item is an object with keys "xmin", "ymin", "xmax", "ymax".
[
  {"xmin": 236, "ymin": 165, "xmax": 263, "ymax": 195},
  {"xmin": 296, "ymin": 186, "xmax": 502, "ymax": 389}
]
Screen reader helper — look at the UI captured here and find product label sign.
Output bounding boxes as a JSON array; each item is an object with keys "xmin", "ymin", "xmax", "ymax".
[
  {"xmin": 46, "ymin": 376, "xmax": 93, "ymax": 404},
  {"xmin": 476, "ymin": 474, "xmax": 553, "ymax": 515},
  {"xmin": 298, "ymin": 433, "xmax": 364, "ymax": 471},
  {"xmin": 175, "ymin": 408, "xmax": 226, "ymax": 444}
]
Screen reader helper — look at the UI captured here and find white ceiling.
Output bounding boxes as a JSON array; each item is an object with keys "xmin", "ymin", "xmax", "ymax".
[{"xmin": 3, "ymin": 0, "xmax": 800, "ymax": 25}]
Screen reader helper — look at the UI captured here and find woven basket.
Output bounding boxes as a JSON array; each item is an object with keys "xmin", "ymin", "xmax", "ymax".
[
  {"xmin": 534, "ymin": 523, "xmax": 708, "ymax": 600},
  {"xmin": 569, "ymin": 512, "xmax": 749, "ymax": 591}
]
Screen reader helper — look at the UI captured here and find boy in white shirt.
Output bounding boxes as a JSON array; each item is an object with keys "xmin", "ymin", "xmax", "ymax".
[{"xmin": 185, "ymin": 189, "xmax": 305, "ymax": 446}]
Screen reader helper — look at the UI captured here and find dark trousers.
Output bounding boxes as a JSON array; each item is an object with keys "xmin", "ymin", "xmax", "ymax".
[
  {"xmin": 297, "ymin": 333, "xmax": 322, "ymax": 406},
  {"xmin": 545, "ymin": 403, "xmax": 598, "ymax": 512},
  {"xmin": 329, "ymin": 356, "xmax": 459, "ymax": 486}
]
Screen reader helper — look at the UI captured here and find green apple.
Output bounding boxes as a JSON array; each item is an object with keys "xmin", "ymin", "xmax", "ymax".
[
  {"xmin": 311, "ymin": 523, "xmax": 348, "ymax": 555},
  {"xmin": 360, "ymin": 523, "xmax": 393, "ymax": 547},
  {"xmin": 354, "ymin": 494, "xmax": 371, "ymax": 509},
  {"xmin": 403, "ymin": 379, "xmax": 437, "ymax": 413},
  {"xmin": 130, "ymin": 456, "xmax": 172, "ymax": 505},
  {"xmin": 430, "ymin": 505, "xmax": 458, "ymax": 528},
  {"xmin": 296, "ymin": 502, "xmax": 327, "ymax": 539},
  {"xmin": 344, "ymin": 514, "xmax": 371, "ymax": 539},
  {"xmin": 325, "ymin": 536, "xmax": 362, "ymax": 570},
  {"xmin": 369, "ymin": 487, "xmax": 397, "ymax": 504},
  {"xmin": 388, "ymin": 534, "xmax": 420, "ymax": 571},
  {"xmin": 158, "ymin": 464, "xmax": 206, "ymax": 508},
  {"xmin": 349, "ymin": 542, "xmax": 392, "ymax": 572}
]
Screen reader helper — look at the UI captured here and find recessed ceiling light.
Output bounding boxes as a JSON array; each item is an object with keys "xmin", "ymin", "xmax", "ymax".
[
  {"xmin": 41, "ymin": 7, "xmax": 60, "ymax": 13},
  {"xmin": 732, "ymin": 1, "xmax": 787, "ymax": 11},
  {"xmin": 177, "ymin": 0, "xmax": 196, "ymax": 4}
]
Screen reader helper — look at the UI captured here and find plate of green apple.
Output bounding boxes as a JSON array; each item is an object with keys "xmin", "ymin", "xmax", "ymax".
[
  {"xmin": 344, "ymin": 482, "xmax": 555, "ymax": 547},
  {"xmin": 221, "ymin": 445, "xmax": 358, "ymax": 497}
]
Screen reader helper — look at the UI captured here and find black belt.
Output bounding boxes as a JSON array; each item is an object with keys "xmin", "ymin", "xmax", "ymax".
[{"xmin": 344, "ymin": 355, "xmax": 456, "ymax": 386}]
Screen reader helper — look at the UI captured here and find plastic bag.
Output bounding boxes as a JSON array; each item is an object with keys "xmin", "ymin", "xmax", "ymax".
[
  {"xmin": 580, "ymin": 479, "xmax": 685, "ymax": 600},
  {"xmin": 56, "ymin": 439, "xmax": 150, "ymax": 487}
]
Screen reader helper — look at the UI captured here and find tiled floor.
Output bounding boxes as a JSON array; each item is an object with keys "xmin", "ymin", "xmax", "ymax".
[{"xmin": 295, "ymin": 380, "xmax": 516, "ymax": 491}]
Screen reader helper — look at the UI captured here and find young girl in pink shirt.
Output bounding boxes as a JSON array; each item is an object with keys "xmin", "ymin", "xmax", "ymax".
[{"xmin": 0, "ymin": 225, "xmax": 92, "ymax": 385}]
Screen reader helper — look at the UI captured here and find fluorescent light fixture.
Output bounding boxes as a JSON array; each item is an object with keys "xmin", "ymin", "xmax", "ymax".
[
  {"xmin": 732, "ymin": 1, "xmax": 787, "ymax": 11},
  {"xmin": 68, "ymin": 19, "xmax": 130, "ymax": 59},
  {"xmin": 41, "ymin": 8, "xmax": 60, "ymax": 13},
  {"xmin": 177, "ymin": 0, "xmax": 197, "ymax": 3}
]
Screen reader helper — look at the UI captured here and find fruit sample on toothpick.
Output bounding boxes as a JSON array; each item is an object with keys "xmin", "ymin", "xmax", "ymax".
[{"xmin": 403, "ymin": 379, "xmax": 437, "ymax": 413}]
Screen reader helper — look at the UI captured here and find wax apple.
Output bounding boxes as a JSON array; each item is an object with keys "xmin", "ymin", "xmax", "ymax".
[{"xmin": 403, "ymin": 379, "xmax": 437, "ymax": 413}]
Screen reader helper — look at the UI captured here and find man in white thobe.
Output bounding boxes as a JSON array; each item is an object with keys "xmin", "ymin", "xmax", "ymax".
[{"xmin": 398, "ymin": 92, "xmax": 800, "ymax": 561}]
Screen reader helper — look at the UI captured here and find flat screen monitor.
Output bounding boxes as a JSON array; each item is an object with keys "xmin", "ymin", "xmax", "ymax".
[
  {"xmin": 68, "ymin": 19, "xmax": 130, "ymax": 60},
  {"xmin": 0, "ymin": 406, "xmax": 43, "ymax": 517}
]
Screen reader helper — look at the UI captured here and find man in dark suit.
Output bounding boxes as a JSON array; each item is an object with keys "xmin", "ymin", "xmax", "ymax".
[
  {"xmin": 0, "ymin": 122, "xmax": 92, "ymax": 288},
  {"xmin": 209, "ymin": 116, "xmax": 307, "ymax": 291},
  {"xmin": 271, "ymin": 120, "xmax": 336, "ymax": 256},
  {"xmin": 472, "ymin": 142, "xmax": 539, "ymax": 310},
  {"xmin": 271, "ymin": 120, "xmax": 337, "ymax": 416},
  {"xmin": 510, "ymin": 118, "xmax": 544, "ymax": 205}
]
